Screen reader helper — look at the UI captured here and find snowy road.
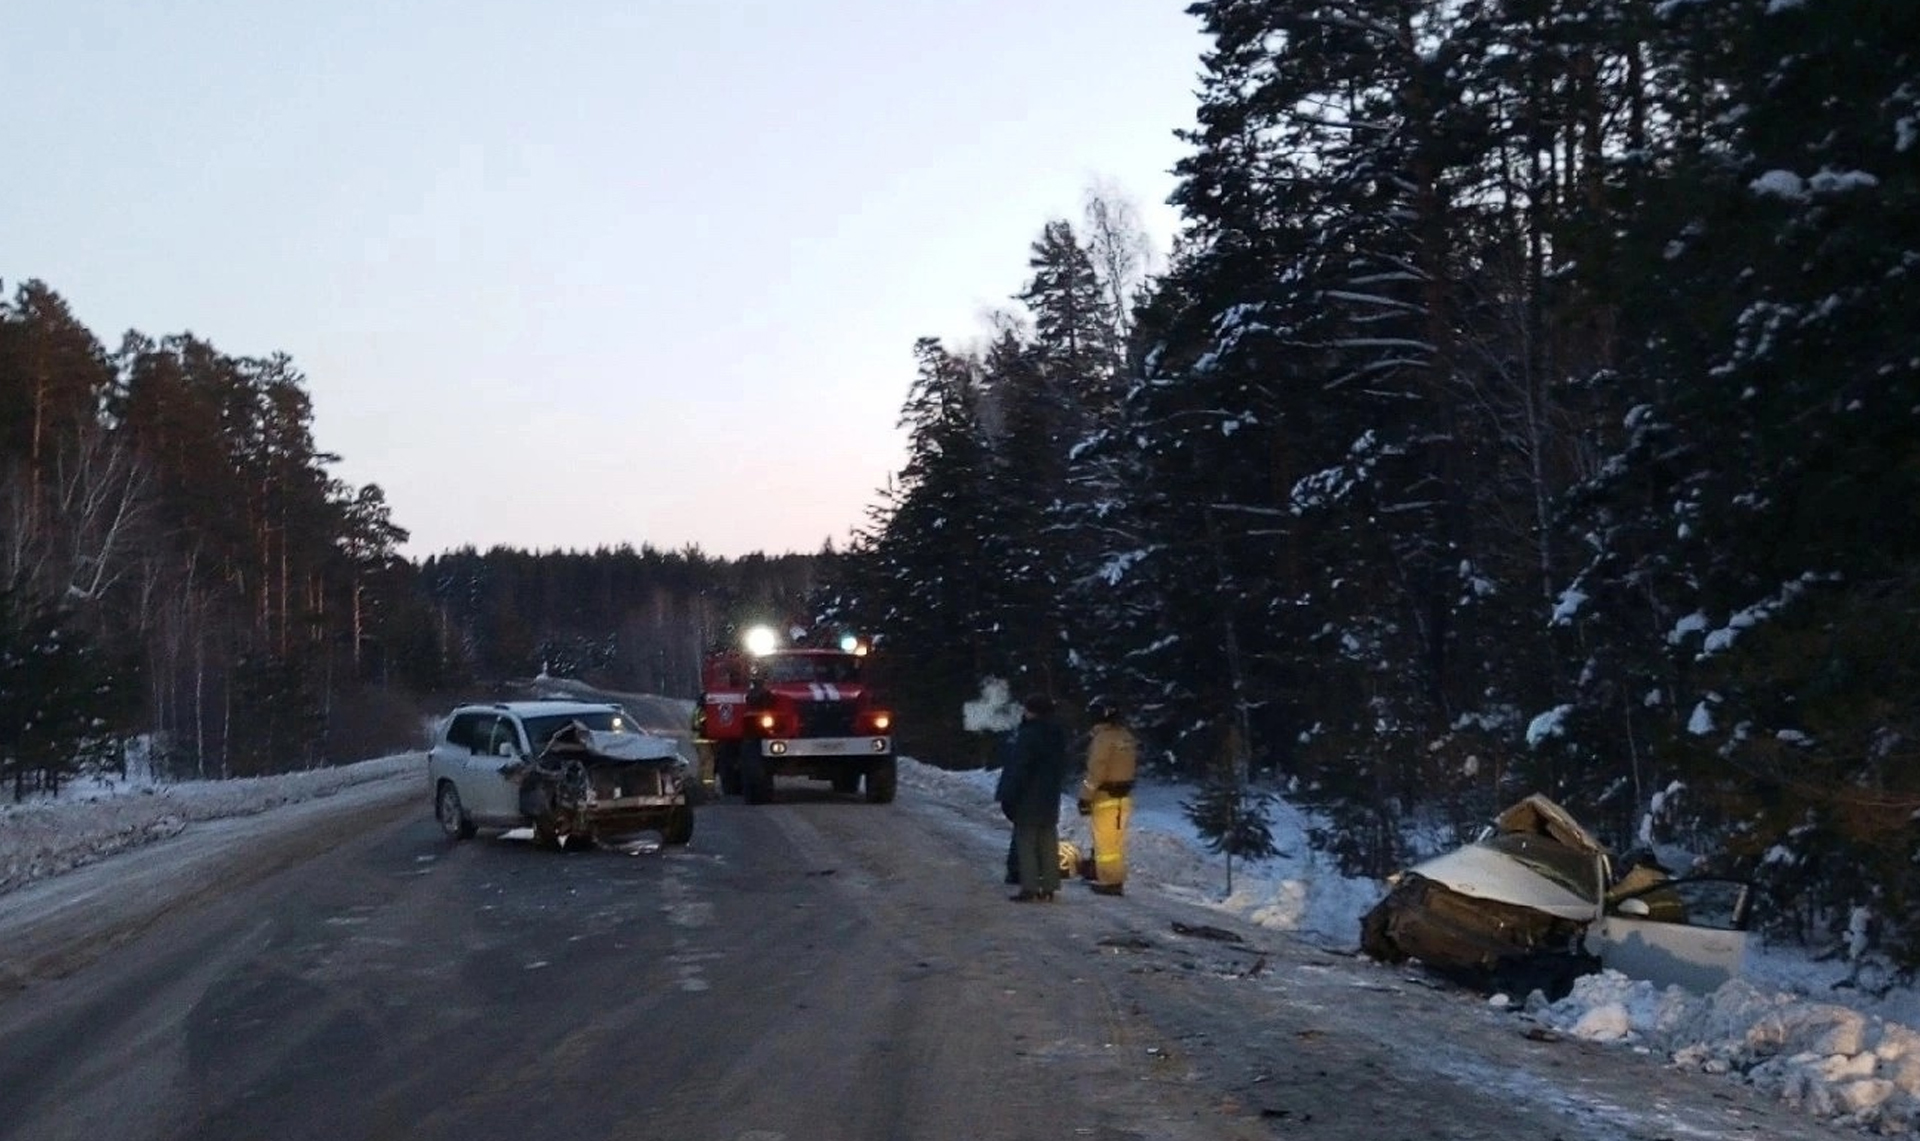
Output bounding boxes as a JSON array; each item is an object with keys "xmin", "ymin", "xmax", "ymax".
[{"xmin": 0, "ymin": 767, "xmax": 1867, "ymax": 1140}]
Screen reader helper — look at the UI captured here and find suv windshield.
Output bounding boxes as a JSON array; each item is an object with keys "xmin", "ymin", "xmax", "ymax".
[{"xmin": 523, "ymin": 710, "xmax": 632, "ymax": 753}]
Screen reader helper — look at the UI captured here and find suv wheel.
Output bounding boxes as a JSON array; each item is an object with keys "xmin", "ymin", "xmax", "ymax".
[
  {"xmin": 436, "ymin": 782, "xmax": 477, "ymax": 840},
  {"xmin": 662, "ymin": 804, "xmax": 695, "ymax": 845}
]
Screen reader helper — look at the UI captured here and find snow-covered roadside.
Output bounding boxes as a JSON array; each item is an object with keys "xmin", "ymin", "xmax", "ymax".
[
  {"xmin": 904, "ymin": 761, "xmax": 1920, "ymax": 1135},
  {"xmin": 3, "ymin": 752, "xmax": 1918, "ymax": 1133},
  {"xmin": 0, "ymin": 753, "xmax": 420, "ymax": 896}
]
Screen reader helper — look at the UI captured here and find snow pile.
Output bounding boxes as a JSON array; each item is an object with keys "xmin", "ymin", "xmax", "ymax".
[
  {"xmin": 1536, "ymin": 972, "xmax": 1920, "ymax": 1129},
  {"xmin": 0, "ymin": 753, "xmax": 419, "ymax": 895}
]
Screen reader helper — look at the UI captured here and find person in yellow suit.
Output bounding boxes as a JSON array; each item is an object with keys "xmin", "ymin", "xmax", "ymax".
[{"xmin": 1077, "ymin": 697, "xmax": 1138, "ymax": 897}]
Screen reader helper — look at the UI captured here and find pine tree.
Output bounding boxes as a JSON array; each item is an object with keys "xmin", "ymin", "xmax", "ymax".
[{"xmin": 333, "ymin": 482, "xmax": 410, "ymax": 683}]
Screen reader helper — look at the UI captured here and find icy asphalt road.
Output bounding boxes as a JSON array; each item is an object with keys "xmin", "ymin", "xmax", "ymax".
[{"xmin": 0, "ymin": 768, "xmax": 1859, "ymax": 1141}]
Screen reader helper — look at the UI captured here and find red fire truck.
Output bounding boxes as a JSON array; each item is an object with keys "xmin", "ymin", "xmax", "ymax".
[{"xmin": 695, "ymin": 626, "xmax": 896, "ymax": 804}]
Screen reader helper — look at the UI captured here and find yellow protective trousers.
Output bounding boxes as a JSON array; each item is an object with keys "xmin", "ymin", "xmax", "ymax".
[{"xmin": 1088, "ymin": 794, "xmax": 1131, "ymax": 886}]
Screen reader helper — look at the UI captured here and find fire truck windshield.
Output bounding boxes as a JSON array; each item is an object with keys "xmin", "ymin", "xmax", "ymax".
[{"xmin": 761, "ymin": 654, "xmax": 862, "ymax": 685}]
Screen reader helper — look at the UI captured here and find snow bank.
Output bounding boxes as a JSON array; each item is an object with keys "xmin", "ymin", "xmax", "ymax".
[
  {"xmin": 1537, "ymin": 972, "xmax": 1920, "ymax": 1131},
  {"xmin": 0, "ymin": 754, "xmax": 420, "ymax": 895}
]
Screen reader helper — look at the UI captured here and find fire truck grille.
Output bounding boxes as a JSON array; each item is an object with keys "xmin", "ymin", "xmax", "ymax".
[{"xmin": 798, "ymin": 701, "xmax": 857, "ymax": 736}]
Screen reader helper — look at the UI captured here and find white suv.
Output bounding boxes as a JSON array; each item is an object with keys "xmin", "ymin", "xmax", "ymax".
[{"xmin": 427, "ymin": 700, "xmax": 692, "ymax": 848}]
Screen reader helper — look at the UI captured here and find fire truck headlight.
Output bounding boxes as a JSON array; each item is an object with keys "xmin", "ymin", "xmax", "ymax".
[
  {"xmin": 743, "ymin": 625, "xmax": 778, "ymax": 656},
  {"xmin": 871, "ymin": 713, "xmax": 891, "ymax": 731},
  {"xmin": 756, "ymin": 713, "xmax": 776, "ymax": 732}
]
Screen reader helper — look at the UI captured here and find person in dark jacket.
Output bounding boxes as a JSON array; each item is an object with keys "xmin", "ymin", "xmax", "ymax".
[
  {"xmin": 1001, "ymin": 693, "xmax": 1069, "ymax": 901},
  {"xmin": 993, "ymin": 730, "xmax": 1020, "ymax": 884}
]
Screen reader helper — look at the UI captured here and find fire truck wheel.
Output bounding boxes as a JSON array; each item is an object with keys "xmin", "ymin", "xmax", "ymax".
[
  {"xmin": 743, "ymin": 756, "xmax": 774, "ymax": 805},
  {"xmin": 662, "ymin": 805, "xmax": 694, "ymax": 845},
  {"xmin": 864, "ymin": 756, "xmax": 897, "ymax": 804}
]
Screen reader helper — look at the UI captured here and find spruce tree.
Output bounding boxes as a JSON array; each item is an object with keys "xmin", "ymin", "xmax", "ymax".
[
  {"xmin": 831, "ymin": 339, "xmax": 1006, "ymax": 758},
  {"xmin": 1563, "ymin": 0, "xmax": 1920, "ymax": 961},
  {"xmin": 0, "ymin": 589, "xmax": 129, "ymax": 800}
]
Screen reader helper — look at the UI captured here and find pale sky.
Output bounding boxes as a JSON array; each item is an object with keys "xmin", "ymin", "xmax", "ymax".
[{"xmin": 2, "ymin": 1, "xmax": 1203, "ymax": 559}]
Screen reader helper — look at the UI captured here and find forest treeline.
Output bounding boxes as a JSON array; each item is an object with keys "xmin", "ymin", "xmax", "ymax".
[
  {"xmin": 818, "ymin": 0, "xmax": 1918, "ymax": 968},
  {"xmin": 0, "ymin": 282, "xmax": 819, "ymax": 796}
]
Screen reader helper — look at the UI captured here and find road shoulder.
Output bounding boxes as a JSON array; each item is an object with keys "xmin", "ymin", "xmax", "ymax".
[{"xmin": 0, "ymin": 776, "xmax": 420, "ymax": 998}]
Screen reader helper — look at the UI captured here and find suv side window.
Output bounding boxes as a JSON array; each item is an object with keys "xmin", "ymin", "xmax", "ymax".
[
  {"xmin": 445, "ymin": 712, "xmax": 483, "ymax": 753},
  {"xmin": 475, "ymin": 715, "xmax": 523, "ymax": 757},
  {"xmin": 478, "ymin": 710, "xmax": 506, "ymax": 756},
  {"xmin": 498, "ymin": 716, "xmax": 528, "ymax": 756},
  {"xmin": 464, "ymin": 714, "xmax": 514, "ymax": 757}
]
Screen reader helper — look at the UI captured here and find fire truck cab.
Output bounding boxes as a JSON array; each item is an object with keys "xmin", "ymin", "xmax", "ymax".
[{"xmin": 696, "ymin": 626, "xmax": 896, "ymax": 805}]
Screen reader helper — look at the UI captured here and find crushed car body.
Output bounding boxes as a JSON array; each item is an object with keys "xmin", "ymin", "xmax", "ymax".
[{"xmin": 1360, "ymin": 794, "xmax": 1755, "ymax": 996}]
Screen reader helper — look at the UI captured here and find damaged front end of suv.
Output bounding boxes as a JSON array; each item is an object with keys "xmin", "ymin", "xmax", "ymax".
[{"xmin": 517, "ymin": 721, "xmax": 694, "ymax": 850}]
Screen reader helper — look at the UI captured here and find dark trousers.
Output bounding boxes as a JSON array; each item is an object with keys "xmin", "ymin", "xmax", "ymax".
[{"xmin": 1013, "ymin": 818, "xmax": 1061, "ymax": 895}]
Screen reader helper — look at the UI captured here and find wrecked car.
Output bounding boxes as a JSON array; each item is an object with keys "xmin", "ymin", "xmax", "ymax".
[
  {"xmin": 429, "ymin": 700, "xmax": 694, "ymax": 849},
  {"xmin": 1360, "ymin": 794, "xmax": 1754, "ymax": 996}
]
